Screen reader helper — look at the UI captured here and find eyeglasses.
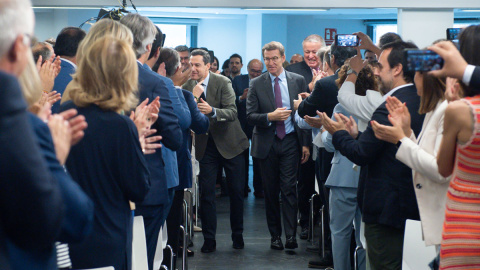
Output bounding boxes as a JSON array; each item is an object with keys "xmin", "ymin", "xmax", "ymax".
[{"xmin": 264, "ymin": 56, "xmax": 280, "ymax": 63}]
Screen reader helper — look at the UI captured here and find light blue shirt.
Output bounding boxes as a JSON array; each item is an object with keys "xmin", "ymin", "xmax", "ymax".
[
  {"xmin": 201, "ymin": 72, "xmax": 216, "ymax": 118},
  {"xmin": 269, "ymin": 70, "xmax": 294, "ymax": 135}
]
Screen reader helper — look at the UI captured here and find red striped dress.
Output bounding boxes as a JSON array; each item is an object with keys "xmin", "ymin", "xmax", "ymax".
[{"xmin": 440, "ymin": 96, "xmax": 480, "ymax": 270}]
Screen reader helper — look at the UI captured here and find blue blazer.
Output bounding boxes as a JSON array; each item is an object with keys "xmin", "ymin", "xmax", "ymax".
[
  {"xmin": 52, "ymin": 60, "xmax": 75, "ymax": 113},
  {"xmin": 232, "ymin": 74, "xmax": 254, "ymax": 139},
  {"xmin": 322, "ymin": 104, "xmax": 359, "ymax": 188},
  {"xmin": 137, "ymin": 62, "xmax": 182, "ymax": 206},
  {"xmin": 143, "ymin": 64, "xmax": 190, "ymax": 189},
  {"xmin": 332, "ymin": 85, "xmax": 425, "ymax": 229},
  {"xmin": 0, "ymin": 71, "xmax": 63, "ymax": 270},
  {"xmin": 175, "ymin": 89, "xmax": 209, "ymax": 190}
]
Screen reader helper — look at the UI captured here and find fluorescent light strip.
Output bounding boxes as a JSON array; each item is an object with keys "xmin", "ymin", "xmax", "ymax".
[
  {"xmin": 33, "ymin": 6, "xmax": 100, "ymax": 9},
  {"xmin": 462, "ymin": 9, "xmax": 480, "ymax": 12},
  {"xmin": 245, "ymin": 8, "xmax": 327, "ymax": 12}
]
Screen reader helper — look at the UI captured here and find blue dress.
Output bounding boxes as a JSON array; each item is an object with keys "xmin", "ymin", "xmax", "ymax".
[{"xmin": 60, "ymin": 101, "xmax": 150, "ymax": 270}]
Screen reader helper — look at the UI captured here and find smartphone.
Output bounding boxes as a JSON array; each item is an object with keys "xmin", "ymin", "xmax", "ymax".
[
  {"xmin": 404, "ymin": 49, "xmax": 444, "ymax": 72},
  {"xmin": 446, "ymin": 28, "xmax": 462, "ymax": 42},
  {"xmin": 335, "ymin": 34, "xmax": 359, "ymax": 47}
]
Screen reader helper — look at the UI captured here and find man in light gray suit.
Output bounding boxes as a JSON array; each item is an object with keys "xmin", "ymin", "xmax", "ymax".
[
  {"xmin": 247, "ymin": 41, "xmax": 309, "ymax": 250},
  {"xmin": 182, "ymin": 49, "xmax": 249, "ymax": 253}
]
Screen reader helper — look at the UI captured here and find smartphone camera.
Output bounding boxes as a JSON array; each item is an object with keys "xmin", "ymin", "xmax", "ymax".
[
  {"xmin": 335, "ymin": 34, "xmax": 359, "ymax": 47},
  {"xmin": 404, "ymin": 49, "xmax": 444, "ymax": 72},
  {"xmin": 446, "ymin": 28, "xmax": 462, "ymax": 42}
]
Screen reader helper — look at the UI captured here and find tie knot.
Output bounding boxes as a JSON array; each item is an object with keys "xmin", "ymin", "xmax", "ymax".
[{"xmin": 274, "ymin": 77, "xmax": 280, "ymax": 83}]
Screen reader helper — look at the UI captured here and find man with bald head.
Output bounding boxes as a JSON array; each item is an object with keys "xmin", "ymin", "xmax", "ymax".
[
  {"xmin": 233, "ymin": 59, "xmax": 264, "ymax": 198},
  {"xmin": 290, "ymin": 54, "xmax": 303, "ymax": 65}
]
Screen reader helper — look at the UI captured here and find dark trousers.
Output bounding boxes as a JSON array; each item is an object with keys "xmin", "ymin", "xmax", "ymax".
[
  {"xmin": 242, "ymin": 146, "xmax": 263, "ymax": 194},
  {"xmin": 163, "ymin": 189, "xmax": 184, "ymax": 267},
  {"xmin": 316, "ymin": 147, "xmax": 334, "ymax": 253},
  {"xmin": 199, "ymin": 137, "xmax": 245, "ymax": 240},
  {"xmin": 259, "ymin": 133, "xmax": 299, "ymax": 238},
  {"xmin": 297, "ymin": 154, "xmax": 316, "ymax": 228},
  {"xmin": 364, "ymin": 222, "xmax": 405, "ymax": 270},
  {"xmin": 134, "ymin": 204, "xmax": 165, "ymax": 270}
]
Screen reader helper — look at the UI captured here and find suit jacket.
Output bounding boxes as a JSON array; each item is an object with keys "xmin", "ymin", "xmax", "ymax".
[
  {"xmin": 332, "ymin": 85, "xmax": 425, "ymax": 229},
  {"xmin": 144, "ymin": 64, "xmax": 190, "ymax": 190},
  {"xmin": 232, "ymin": 74, "xmax": 254, "ymax": 139},
  {"xmin": 246, "ymin": 70, "xmax": 309, "ymax": 159},
  {"xmin": 176, "ymin": 89, "xmax": 210, "ymax": 190},
  {"xmin": 322, "ymin": 104, "xmax": 359, "ymax": 188},
  {"xmin": 182, "ymin": 72, "xmax": 249, "ymax": 160},
  {"xmin": 298, "ymin": 72, "xmax": 339, "ymax": 118},
  {"xmin": 395, "ymin": 100, "xmax": 449, "ymax": 246},
  {"xmin": 61, "ymin": 102, "xmax": 150, "ymax": 270},
  {"xmin": 52, "ymin": 59, "xmax": 76, "ymax": 113},
  {"xmin": 285, "ymin": 61, "xmax": 313, "ymax": 88},
  {"xmin": 0, "ymin": 71, "xmax": 64, "ymax": 270},
  {"xmin": 137, "ymin": 62, "xmax": 182, "ymax": 206},
  {"xmin": 470, "ymin": 65, "xmax": 480, "ymax": 91}
]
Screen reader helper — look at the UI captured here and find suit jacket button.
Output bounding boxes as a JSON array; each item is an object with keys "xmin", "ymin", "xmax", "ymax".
[{"xmin": 416, "ymin": 183, "xmax": 422, "ymax": 189}]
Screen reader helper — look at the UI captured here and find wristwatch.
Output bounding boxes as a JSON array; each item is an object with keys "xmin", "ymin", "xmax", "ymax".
[{"xmin": 347, "ymin": 69, "xmax": 358, "ymax": 76}]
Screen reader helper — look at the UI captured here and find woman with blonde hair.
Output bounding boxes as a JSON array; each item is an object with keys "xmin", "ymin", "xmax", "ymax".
[{"xmin": 60, "ymin": 36, "xmax": 150, "ymax": 270}]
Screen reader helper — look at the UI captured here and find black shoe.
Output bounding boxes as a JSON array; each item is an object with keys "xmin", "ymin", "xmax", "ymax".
[
  {"xmin": 270, "ymin": 236, "xmax": 284, "ymax": 250},
  {"xmin": 254, "ymin": 191, "xmax": 265, "ymax": 198},
  {"xmin": 299, "ymin": 226, "xmax": 309, "ymax": 240},
  {"xmin": 178, "ymin": 246, "xmax": 195, "ymax": 257},
  {"xmin": 232, "ymin": 234, "xmax": 244, "ymax": 249},
  {"xmin": 307, "ymin": 255, "xmax": 334, "ymax": 269},
  {"xmin": 201, "ymin": 239, "xmax": 216, "ymax": 253},
  {"xmin": 285, "ymin": 236, "xmax": 298, "ymax": 249}
]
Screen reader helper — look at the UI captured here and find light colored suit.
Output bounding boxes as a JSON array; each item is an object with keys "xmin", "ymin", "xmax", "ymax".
[
  {"xmin": 322, "ymin": 103, "xmax": 365, "ymax": 270},
  {"xmin": 395, "ymin": 100, "xmax": 449, "ymax": 246}
]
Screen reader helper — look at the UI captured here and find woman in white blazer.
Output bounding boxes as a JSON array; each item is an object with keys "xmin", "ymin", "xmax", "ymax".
[{"xmin": 371, "ymin": 71, "xmax": 451, "ymax": 249}]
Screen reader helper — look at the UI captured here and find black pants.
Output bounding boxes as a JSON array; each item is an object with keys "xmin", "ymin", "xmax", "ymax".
[
  {"xmin": 134, "ymin": 204, "xmax": 165, "ymax": 270},
  {"xmin": 316, "ymin": 147, "xmax": 334, "ymax": 253},
  {"xmin": 199, "ymin": 136, "xmax": 245, "ymax": 240},
  {"xmin": 163, "ymin": 189, "xmax": 184, "ymax": 266},
  {"xmin": 259, "ymin": 133, "xmax": 299, "ymax": 238},
  {"xmin": 364, "ymin": 222, "xmax": 405, "ymax": 270},
  {"xmin": 297, "ymin": 154, "xmax": 316, "ymax": 228}
]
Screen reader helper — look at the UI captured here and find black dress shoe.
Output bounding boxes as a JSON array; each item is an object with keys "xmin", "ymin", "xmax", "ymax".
[
  {"xmin": 232, "ymin": 234, "xmax": 244, "ymax": 249},
  {"xmin": 307, "ymin": 254, "xmax": 334, "ymax": 268},
  {"xmin": 285, "ymin": 236, "xmax": 298, "ymax": 249},
  {"xmin": 201, "ymin": 239, "xmax": 216, "ymax": 253},
  {"xmin": 178, "ymin": 246, "xmax": 194, "ymax": 257},
  {"xmin": 270, "ymin": 236, "xmax": 284, "ymax": 250},
  {"xmin": 299, "ymin": 226, "xmax": 309, "ymax": 240}
]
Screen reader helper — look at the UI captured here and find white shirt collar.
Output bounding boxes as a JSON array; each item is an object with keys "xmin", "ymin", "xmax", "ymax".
[
  {"xmin": 382, "ymin": 83, "xmax": 414, "ymax": 101},
  {"xmin": 202, "ymin": 72, "xmax": 210, "ymax": 87},
  {"xmin": 60, "ymin": 57, "xmax": 77, "ymax": 70}
]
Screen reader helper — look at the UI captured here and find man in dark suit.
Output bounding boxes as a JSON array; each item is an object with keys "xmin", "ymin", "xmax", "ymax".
[
  {"xmin": 232, "ymin": 58, "xmax": 264, "ymax": 198},
  {"xmin": 247, "ymin": 41, "xmax": 308, "ymax": 250},
  {"xmin": 323, "ymin": 41, "xmax": 424, "ymax": 270},
  {"xmin": 286, "ymin": 34, "xmax": 325, "ymax": 240},
  {"xmin": 120, "ymin": 14, "xmax": 183, "ymax": 270},
  {"xmin": 296, "ymin": 41, "xmax": 356, "ymax": 268},
  {"xmin": 229, "ymin": 53, "xmax": 243, "ymax": 80},
  {"xmin": 51, "ymin": 27, "xmax": 86, "ymax": 113},
  {"xmin": 0, "ymin": 1, "xmax": 64, "ymax": 268},
  {"xmin": 183, "ymin": 49, "xmax": 250, "ymax": 253}
]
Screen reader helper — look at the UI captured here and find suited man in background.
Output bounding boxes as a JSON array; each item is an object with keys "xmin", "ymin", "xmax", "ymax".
[
  {"xmin": 232, "ymin": 58, "xmax": 264, "ymax": 198},
  {"xmin": 247, "ymin": 41, "xmax": 308, "ymax": 250},
  {"xmin": 183, "ymin": 49, "xmax": 249, "ymax": 253},
  {"xmin": 328, "ymin": 41, "xmax": 424, "ymax": 269},
  {"xmin": 229, "ymin": 53, "xmax": 243, "ymax": 80},
  {"xmin": 120, "ymin": 14, "xmax": 183, "ymax": 270},
  {"xmin": 51, "ymin": 27, "xmax": 86, "ymax": 113}
]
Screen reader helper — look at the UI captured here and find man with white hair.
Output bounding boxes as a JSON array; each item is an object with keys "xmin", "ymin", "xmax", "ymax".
[
  {"xmin": 120, "ymin": 13, "xmax": 183, "ymax": 270},
  {"xmin": 0, "ymin": 0, "xmax": 64, "ymax": 269}
]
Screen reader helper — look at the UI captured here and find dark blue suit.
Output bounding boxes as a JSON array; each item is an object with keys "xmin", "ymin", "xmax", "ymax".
[
  {"xmin": 52, "ymin": 59, "xmax": 76, "ymax": 113},
  {"xmin": 135, "ymin": 62, "xmax": 182, "ymax": 270},
  {"xmin": 0, "ymin": 71, "xmax": 63, "ymax": 270}
]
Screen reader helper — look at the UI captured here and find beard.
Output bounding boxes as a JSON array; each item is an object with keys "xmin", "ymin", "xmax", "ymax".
[{"xmin": 378, "ymin": 77, "xmax": 392, "ymax": 95}]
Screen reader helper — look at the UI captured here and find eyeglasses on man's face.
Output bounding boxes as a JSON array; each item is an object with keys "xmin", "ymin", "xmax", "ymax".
[{"xmin": 264, "ymin": 56, "xmax": 280, "ymax": 63}]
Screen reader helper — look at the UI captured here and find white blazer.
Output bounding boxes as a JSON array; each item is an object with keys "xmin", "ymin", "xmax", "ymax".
[
  {"xmin": 395, "ymin": 100, "xmax": 450, "ymax": 246},
  {"xmin": 337, "ymin": 81, "xmax": 383, "ymax": 131}
]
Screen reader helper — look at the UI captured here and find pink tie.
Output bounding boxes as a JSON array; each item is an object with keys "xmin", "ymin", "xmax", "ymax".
[{"xmin": 274, "ymin": 77, "xmax": 286, "ymax": 139}]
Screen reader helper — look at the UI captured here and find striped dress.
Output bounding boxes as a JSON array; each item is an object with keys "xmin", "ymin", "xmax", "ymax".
[{"xmin": 440, "ymin": 96, "xmax": 480, "ymax": 269}]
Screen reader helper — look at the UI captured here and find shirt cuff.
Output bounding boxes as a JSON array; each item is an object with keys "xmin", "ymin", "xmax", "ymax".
[
  {"xmin": 210, "ymin": 108, "xmax": 216, "ymax": 118},
  {"xmin": 463, "ymin": 64, "xmax": 475, "ymax": 86}
]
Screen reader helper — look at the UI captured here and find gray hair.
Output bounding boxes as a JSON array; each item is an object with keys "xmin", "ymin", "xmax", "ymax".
[
  {"xmin": 32, "ymin": 42, "xmax": 53, "ymax": 64},
  {"xmin": 316, "ymin": 46, "xmax": 329, "ymax": 63},
  {"xmin": 0, "ymin": 0, "xmax": 34, "ymax": 58},
  {"xmin": 302, "ymin": 34, "xmax": 326, "ymax": 47},
  {"xmin": 157, "ymin": 48, "xmax": 180, "ymax": 77},
  {"xmin": 175, "ymin": 45, "xmax": 189, "ymax": 54},
  {"xmin": 119, "ymin": 13, "xmax": 156, "ymax": 58},
  {"xmin": 191, "ymin": 49, "xmax": 210, "ymax": 65},
  {"xmin": 262, "ymin": 41, "xmax": 285, "ymax": 57}
]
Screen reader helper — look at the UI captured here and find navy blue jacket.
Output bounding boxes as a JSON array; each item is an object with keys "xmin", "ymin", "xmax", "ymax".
[
  {"xmin": 332, "ymin": 85, "xmax": 425, "ymax": 229},
  {"xmin": 0, "ymin": 71, "xmax": 64, "ymax": 270},
  {"xmin": 137, "ymin": 62, "xmax": 182, "ymax": 206},
  {"xmin": 175, "ymin": 89, "xmax": 209, "ymax": 190},
  {"xmin": 52, "ymin": 59, "xmax": 75, "ymax": 113},
  {"xmin": 232, "ymin": 74, "xmax": 254, "ymax": 139}
]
